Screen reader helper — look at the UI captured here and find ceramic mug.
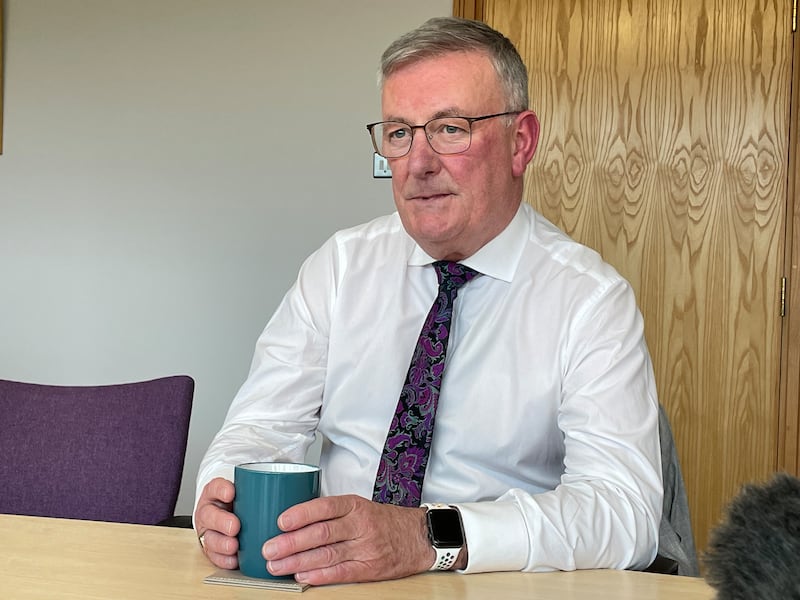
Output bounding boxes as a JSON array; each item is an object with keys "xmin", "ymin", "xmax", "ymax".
[{"xmin": 233, "ymin": 462, "xmax": 321, "ymax": 579}]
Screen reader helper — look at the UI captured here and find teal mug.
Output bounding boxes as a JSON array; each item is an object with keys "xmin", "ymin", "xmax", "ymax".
[{"xmin": 233, "ymin": 462, "xmax": 321, "ymax": 579}]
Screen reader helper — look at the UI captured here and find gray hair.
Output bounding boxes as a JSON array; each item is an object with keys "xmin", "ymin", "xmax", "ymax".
[{"xmin": 379, "ymin": 17, "xmax": 529, "ymax": 112}]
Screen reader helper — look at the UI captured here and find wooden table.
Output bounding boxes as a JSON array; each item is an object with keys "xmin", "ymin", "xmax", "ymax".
[{"xmin": 0, "ymin": 514, "xmax": 716, "ymax": 599}]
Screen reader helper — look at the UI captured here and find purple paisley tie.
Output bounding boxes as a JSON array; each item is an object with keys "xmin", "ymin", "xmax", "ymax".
[{"xmin": 372, "ymin": 260, "xmax": 480, "ymax": 507}]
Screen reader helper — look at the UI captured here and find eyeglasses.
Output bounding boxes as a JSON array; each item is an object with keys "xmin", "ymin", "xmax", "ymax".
[{"xmin": 366, "ymin": 111, "xmax": 520, "ymax": 159}]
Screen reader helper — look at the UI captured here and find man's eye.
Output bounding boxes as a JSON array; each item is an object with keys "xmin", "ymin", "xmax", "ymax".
[
  {"xmin": 432, "ymin": 121, "xmax": 468, "ymax": 136},
  {"xmin": 387, "ymin": 128, "xmax": 409, "ymax": 140}
]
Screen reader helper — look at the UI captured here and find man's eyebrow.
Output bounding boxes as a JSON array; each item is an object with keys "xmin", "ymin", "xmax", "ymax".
[
  {"xmin": 431, "ymin": 107, "xmax": 463, "ymax": 118},
  {"xmin": 382, "ymin": 107, "xmax": 464, "ymax": 124}
]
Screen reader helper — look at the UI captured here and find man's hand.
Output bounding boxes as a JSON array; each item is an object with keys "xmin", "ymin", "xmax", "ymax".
[
  {"xmin": 194, "ymin": 477, "xmax": 240, "ymax": 570},
  {"xmin": 262, "ymin": 494, "xmax": 435, "ymax": 585}
]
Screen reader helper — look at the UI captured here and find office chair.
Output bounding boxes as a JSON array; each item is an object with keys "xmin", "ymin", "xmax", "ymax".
[
  {"xmin": 644, "ymin": 403, "xmax": 700, "ymax": 576},
  {"xmin": 0, "ymin": 375, "xmax": 194, "ymax": 526}
]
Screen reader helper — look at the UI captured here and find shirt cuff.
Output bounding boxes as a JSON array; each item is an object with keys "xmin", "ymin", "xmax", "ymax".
[{"xmin": 454, "ymin": 500, "xmax": 529, "ymax": 574}]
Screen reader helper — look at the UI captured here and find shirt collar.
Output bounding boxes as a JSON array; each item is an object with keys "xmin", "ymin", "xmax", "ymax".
[{"xmin": 406, "ymin": 203, "xmax": 528, "ymax": 283}]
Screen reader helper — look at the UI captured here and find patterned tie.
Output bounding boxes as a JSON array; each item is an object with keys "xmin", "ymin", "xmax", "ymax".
[{"xmin": 373, "ymin": 260, "xmax": 480, "ymax": 507}]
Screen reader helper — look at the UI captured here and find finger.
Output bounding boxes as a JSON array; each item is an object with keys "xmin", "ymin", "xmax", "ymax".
[
  {"xmin": 206, "ymin": 547, "xmax": 240, "ymax": 571},
  {"xmin": 294, "ymin": 556, "xmax": 379, "ymax": 586},
  {"xmin": 264, "ymin": 517, "xmax": 347, "ymax": 563},
  {"xmin": 196, "ymin": 501, "xmax": 240, "ymax": 538},
  {"xmin": 278, "ymin": 494, "xmax": 358, "ymax": 531},
  {"xmin": 295, "ymin": 564, "xmax": 360, "ymax": 586},
  {"xmin": 207, "ymin": 477, "xmax": 235, "ymax": 507},
  {"xmin": 196, "ymin": 479, "xmax": 240, "ymax": 538},
  {"xmin": 202, "ymin": 529, "xmax": 239, "ymax": 558},
  {"xmin": 267, "ymin": 536, "xmax": 368, "ymax": 577}
]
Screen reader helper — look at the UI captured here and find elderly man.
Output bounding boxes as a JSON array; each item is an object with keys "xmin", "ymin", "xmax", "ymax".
[{"xmin": 194, "ymin": 16, "xmax": 662, "ymax": 585}]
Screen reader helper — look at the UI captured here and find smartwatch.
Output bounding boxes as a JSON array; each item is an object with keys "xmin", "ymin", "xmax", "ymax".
[{"xmin": 422, "ymin": 503, "xmax": 465, "ymax": 571}]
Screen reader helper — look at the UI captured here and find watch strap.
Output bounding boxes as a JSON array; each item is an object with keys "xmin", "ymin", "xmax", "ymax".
[{"xmin": 431, "ymin": 545, "xmax": 461, "ymax": 570}]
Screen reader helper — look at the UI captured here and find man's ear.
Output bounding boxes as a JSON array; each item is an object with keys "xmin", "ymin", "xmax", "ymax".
[{"xmin": 511, "ymin": 111, "xmax": 540, "ymax": 177}]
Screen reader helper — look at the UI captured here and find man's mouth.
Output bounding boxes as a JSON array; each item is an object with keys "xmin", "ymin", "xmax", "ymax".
[{"xmin": 410, "ymin": 192, "xmax": 452, "ymax": 201}]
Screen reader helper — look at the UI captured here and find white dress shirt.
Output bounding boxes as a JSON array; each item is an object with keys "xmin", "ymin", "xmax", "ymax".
[{"xmin": 196, "ymin": 202, "xmax": 662, "ymax": 573}]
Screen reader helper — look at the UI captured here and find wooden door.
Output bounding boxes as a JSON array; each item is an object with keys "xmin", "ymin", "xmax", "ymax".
[{"xmin": 457, "ymin": 0, "xmax": 793, "ymax": 554}]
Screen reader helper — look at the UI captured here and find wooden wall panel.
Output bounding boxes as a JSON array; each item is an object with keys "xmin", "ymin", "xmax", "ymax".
[
  {"xmin": 452, "ymin": 0, "xmax": 484, "ymax": 21},
  {"xmin": 459, "ymin": 0, "xmax": 792, "ymax": 554}
]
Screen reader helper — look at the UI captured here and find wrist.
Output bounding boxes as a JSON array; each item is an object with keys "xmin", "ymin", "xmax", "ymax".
[
  {"xmin": 416, "ymin": 508, "xmax": 438, "ymax": 572},
  {"xmin": 453, "ymin": 546, "xmax": 468, "ymax": 570}
]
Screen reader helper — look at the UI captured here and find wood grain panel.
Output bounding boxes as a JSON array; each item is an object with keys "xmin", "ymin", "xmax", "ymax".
[
  {"xmin": 453, "ymin": 0, "xmax": 484, "ymax": 21},
  {"xmin": 469, "ymin": 0, "xmax": 791, "ymax": 554}
]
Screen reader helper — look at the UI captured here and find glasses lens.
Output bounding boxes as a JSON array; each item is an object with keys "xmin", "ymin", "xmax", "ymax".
[
  {"xmin": 425, "ymin": 117, "xmax": 471, "ymax": 155},
  {"xmin": 372, "ymin": 122, "xmax": 412, "ymax": 158}
]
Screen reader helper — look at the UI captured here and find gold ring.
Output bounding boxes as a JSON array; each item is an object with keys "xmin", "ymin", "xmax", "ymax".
[{"xmin": 198, "ymin": 532, "xmax": 207, "ymax": 551}]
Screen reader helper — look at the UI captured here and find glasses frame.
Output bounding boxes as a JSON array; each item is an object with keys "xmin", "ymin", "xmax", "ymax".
[{"xmin": 366, "ymin": 111, "xmax": 521, "ymax": 158}]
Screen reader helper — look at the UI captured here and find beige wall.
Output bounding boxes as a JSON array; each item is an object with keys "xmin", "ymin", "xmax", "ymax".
[{"xmin": 0, "ymin": 0, "xmax": 451, "ymax": 514}]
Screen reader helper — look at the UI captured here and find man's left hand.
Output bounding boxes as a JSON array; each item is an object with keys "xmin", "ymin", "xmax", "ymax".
[{"xmin": 261, "ymin": 494, "xmax": 435, "ymax": 585}]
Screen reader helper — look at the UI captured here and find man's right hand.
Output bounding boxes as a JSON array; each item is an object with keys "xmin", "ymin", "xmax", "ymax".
[{"xmin": 195, "ymin": 477, "xmax": 240, "ymax": 569}]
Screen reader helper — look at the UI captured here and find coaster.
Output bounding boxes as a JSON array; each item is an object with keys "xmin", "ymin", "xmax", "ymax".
[{"xmin": 204, "ymin": 569, "xmax": 309, "ymax": 593}]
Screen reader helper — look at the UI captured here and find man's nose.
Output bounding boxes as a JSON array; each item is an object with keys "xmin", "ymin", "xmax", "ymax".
[{"xmin": 405, "ymin": 129, "xmax": 440, "ymax": 174}]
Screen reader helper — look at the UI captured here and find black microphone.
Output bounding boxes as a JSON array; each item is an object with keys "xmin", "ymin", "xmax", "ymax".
[{"xmin": 703, "ymin": 472, "xmax": 800, "ymax": 599}]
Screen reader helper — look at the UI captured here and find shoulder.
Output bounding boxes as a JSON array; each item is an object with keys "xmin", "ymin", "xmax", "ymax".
[
  {"xmin": 329, "ymin": 212, "xmax": 406, "ymax": 247},
  {"xmin": 317, "ymin": 212, "xmax": 412, "ymax": 266},
  {"xmin": 521, "ymin": 204, "xmax": 628, "ymax": 292},
  {"xmin": 299, "ymin": 212, "xmax": 412, "ymax": 281}
]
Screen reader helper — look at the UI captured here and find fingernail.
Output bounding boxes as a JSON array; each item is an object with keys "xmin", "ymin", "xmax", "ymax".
[
  {"xmin": 263, "ymin": 540, "xmax": 276, "ymax": 560},
  {"xmin": 267, "ymin": 559, "xmax": 286, "ymax": 575}
]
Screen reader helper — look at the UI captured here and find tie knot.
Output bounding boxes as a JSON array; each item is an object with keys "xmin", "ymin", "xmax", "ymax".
[{"xmin": 433, "ymin": 260, "xmax": 480, "ymax": 292}]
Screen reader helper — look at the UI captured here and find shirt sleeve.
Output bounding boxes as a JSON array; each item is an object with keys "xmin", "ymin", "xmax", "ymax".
[
  {"xmin": 456, "ymin": 278, "xmax": 662, "ymax": 573},
  {"xmin": 193, "ymin": 241, "xmax": 336, "ymax": 515}
]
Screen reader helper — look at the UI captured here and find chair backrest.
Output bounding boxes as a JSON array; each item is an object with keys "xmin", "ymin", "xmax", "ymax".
[
  {"xmin": 0, "ymin": 375, "xmax": 194, "ymax": 525},
  {"xmin": 651, "ymin": 403, "xmax": 700, "ymax": 576}
]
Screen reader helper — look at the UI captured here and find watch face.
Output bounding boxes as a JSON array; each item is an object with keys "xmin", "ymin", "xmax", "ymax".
[{"xmin": 427, "ymin": 508, "xmax": 464, "ymax": 547}]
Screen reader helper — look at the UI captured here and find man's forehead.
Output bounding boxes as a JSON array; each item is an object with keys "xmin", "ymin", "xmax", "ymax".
[
  {"xmin": 380, "ymin": 52, "xmax": 502, "ymax": 120},
  {"xmin": 383, "ymin": 50, "xmax": 495, "ymax": 85}
]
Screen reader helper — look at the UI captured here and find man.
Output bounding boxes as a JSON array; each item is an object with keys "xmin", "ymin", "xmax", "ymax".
[{"xmin": 194, "ymin": 16, "xmax": 662, "ymax": 585}]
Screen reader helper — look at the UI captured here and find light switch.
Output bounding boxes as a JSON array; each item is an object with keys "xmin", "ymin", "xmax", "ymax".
[{"xmin": 373, "ymin": 153, "xmax": 392, "ymax": 178}]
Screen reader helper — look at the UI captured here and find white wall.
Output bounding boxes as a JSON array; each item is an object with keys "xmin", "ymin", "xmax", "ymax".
[{"xmin": 0, "ymin": 0, "xmax": 451, "ymax": 515}]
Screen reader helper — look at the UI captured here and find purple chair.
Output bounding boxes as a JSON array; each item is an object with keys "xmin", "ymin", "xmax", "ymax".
[{"xmin": 0, "ymin": 375, "xmax": 193, "ymax": 525}]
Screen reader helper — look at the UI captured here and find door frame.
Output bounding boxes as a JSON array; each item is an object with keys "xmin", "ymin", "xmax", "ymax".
[{"xmin": 779, "ymin": 26, "xmax": 800, "ymax": 475}]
